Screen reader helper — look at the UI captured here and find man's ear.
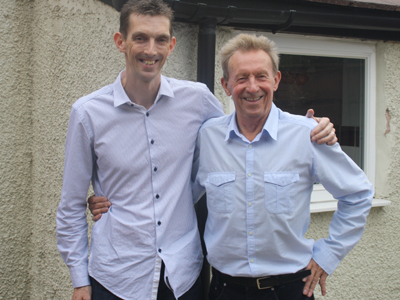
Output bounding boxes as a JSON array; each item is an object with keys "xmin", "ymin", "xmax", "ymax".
[
  {"xmin": 114, "ymin": 32, "xmax": 126, "ymax": 53},
  {"xmin": 167, "ymin": 36, "xmax": 177, "ymax": 56},
  {"xmin": 221, "ymin": 77, "xmax": 231, "ymax": 96},
  {"xmin": 273, "ymin": 71, "xmax": 282, "ymax": 91}
]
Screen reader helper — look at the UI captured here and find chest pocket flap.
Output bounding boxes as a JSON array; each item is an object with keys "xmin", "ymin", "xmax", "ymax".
[
  {"xmin": 207, "ymin": 173, "xmax": 236, "ymax": 186},
  {"xmin": 264, "ymin": 173, "xmax": 299, "ymax": 187}
]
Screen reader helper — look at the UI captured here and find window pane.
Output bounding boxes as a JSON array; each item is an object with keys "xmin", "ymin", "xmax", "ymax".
[{"xmin": 275, "ymin": 55, "xmax": 365, "ymax": 169}]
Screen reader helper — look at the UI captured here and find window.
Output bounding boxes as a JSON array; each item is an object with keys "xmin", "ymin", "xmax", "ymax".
[{"xmin": 229, "ymin": 31, "xmax": 390, "ymax": 212}]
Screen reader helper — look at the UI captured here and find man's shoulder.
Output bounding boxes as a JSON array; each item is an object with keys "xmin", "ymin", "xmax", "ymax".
[
  {"xmin": 72, "ymin": 84, "xmax": 113, "ymax": 111},
  {"xmin": 164, "ymin": 76, "xmax": 209, "ymax": 92},
  {"xmin": 278, "ymin": 109, "xmax": 318, "ymax": 131},
  {"xmin": 199, "ymin": 114, "xmax": 231, "ymax": 132}
]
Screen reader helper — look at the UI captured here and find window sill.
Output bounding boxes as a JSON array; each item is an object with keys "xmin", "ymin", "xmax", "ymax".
[{"xmin": 310, "ymin": 198, "xmax": 391, "ymax": 213}]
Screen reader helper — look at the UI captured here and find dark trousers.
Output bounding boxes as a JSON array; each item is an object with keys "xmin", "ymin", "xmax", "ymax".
[
  {"xmin": 208, "ymin": 269, "xmax": 315, "ymax": 300},
  {"xmin": 90, "ymin": 262, "xmax": 202, "ymax": 300}
]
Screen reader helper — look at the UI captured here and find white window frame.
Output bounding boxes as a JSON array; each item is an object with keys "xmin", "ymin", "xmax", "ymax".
[{"xmin": 230, "ymin": 31, "xmax": 390, "ymax": 212}]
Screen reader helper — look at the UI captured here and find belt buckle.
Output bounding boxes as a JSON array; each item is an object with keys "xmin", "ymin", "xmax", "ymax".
[{"xmin": 256, "ymin": 276, "xmax": 272, "ymax": 290}]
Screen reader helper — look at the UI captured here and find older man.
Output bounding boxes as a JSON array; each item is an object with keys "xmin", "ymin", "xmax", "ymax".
[{"xmin": 191, "ymin": 34, "xmax": 373, "ymax": 300}]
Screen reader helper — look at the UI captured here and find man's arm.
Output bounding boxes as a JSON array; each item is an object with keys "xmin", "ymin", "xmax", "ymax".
[
  {"xmin": 57, "ymin": 106, "xmax": 93, "ymax": 294},
  {"xmin": 306, "ymin": 142, "xmax": 373, "ymax": 296}
]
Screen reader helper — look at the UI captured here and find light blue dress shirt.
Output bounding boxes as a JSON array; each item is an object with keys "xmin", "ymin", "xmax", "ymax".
[
  {"xmin": 192, "ymin": 103, "xmax": 373, "ymax": 278},
  {"xmin": 57, "ymin": 70, "xmax": 224, "ymax": 300}
]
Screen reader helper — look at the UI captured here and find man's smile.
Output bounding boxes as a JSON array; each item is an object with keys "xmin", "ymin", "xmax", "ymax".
[
  {"xmin": 244, "ymin": 95, "xmax": 263, "ymax": 102},
  {"xmin": 140, "ymin": 59, "xmax": 158, "ymax": 65}
]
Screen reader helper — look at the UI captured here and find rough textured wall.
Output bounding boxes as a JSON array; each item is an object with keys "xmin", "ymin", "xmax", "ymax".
[
  {"xmin": 215, "ymin": 27, "xmax": 234, "ymax": 113},
  {"xmin": 0, "ymin": 1, "xmax": 33, "ymax": 299}
]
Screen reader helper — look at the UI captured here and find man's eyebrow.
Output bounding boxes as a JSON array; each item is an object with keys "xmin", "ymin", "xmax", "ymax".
[
  {"xmin": 156, "ymin": 33, "xmax": 171, "ymax": 40},
  {"xmin": 130, "ymin": 32, "xmax": 170, "ymax": 40},
  {"xmin": 235, "ymin": 72, "xmax": 248, "ymax": 78},
  {"xmin": 130, "ymin": 31, "xmax": 147, "ymax": 39}
]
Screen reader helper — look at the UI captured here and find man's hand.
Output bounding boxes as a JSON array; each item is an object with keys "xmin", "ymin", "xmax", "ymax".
[
  {"xmin": 302, "ymin": 259, "xmax": 328, "ymax": 297},
  {"xmin": 306, "ymin": 109, "xmax": 337, "ymax": 145},
  {"xmin": 72, "ymin": 285, "xmax": 91, "ymax": 300},
  {"xmin": 88, "ymin": 195, "xmax": 111, "ymax": 221}
]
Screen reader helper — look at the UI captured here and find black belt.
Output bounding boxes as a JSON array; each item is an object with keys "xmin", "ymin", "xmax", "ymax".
[{"xmin": 212, "ymin": 268, "xmax": 311, "ymax": 290}]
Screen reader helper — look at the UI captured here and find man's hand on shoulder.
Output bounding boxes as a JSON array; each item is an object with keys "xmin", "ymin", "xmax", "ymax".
[
  {"xmin": 88, "ymin": 195, "xmax": 111, "ymax": 221},
  {"xmin": 72, "ymin": 285, "xmax": 91, "ymax": 300},
  {"xmin": 306, "ymin": 109, "xmax": 338, "ymax": 145},
  {"xmin": 302, "ymin": 258, "xmax": 328, "ymax": 297}
]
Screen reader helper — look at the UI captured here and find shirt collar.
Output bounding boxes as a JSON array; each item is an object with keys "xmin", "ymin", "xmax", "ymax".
[
  {"xmin": 113, "ymin": 70, "xmax": 174, "ymax": 108},
  {"xmin": 224, "ymin": 103, "xmax": 279, "ymax": 142}
]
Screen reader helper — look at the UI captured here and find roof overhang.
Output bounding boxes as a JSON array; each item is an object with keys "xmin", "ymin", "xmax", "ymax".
[{"xmin": 100, "ymin": 0, "xmax": 400, "ymax": 41}]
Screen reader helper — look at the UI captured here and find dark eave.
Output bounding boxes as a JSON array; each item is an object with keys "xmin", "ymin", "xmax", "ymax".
[{"xmin": 102, "ymin": 0, "xmax": 400, "ymax": 41}]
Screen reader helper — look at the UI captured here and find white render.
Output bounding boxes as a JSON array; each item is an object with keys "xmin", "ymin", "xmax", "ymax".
[{"xmin": 0, "ymin": 0, "xmax": 399, "ymax": 299}]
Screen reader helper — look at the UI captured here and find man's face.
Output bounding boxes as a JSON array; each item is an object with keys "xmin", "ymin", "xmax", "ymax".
[
  {"xmin": 221, "ymin": 49, "xmax": 281, "ymax": 125},
  {"xmin": 117, "ymin": 14, "xmax": 176, "ymax": 84}
]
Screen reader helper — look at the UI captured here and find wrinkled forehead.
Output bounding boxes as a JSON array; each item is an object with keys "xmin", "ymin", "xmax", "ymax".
[{"xmin": 228, "ymin": 49, "xmax": 273, "ymax": 75}]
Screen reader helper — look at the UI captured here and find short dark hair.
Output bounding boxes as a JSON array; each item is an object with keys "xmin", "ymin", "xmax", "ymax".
[{"xmin": 119, "ymin": 0, "xmax": 174, "ymax": 39}]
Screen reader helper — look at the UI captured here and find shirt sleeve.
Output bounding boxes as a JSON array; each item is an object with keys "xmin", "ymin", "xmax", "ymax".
[
  {"xmin": 191, "ymin": 132, "xmax": 205, "ymax": 204},
  {"xmin": 201, "ymin": 85, "xmax": 224, "ymax": 123},
  {"xmin": 56, "ymin": 105, "xmax": 94, "ymax": 288},
  {"xmin": 311, "ymin": 142, "xmax": 374, "ymax": 275}
]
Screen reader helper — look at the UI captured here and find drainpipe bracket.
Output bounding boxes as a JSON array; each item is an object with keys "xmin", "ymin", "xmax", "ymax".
[
  {"xmin": 220, "ymin": 6, "xmax": 237, "ymax": 25},
  {"xmin": 272, "ymin": 10, "xmax": 296, "ymax": 34}
]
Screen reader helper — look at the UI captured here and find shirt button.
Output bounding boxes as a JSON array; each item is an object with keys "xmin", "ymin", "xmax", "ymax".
[
  {"xmin": 249, "ymin": 231, "xmax": 253, "ymax": 236},
  {"xmin": 158, "ymin": 248, "xmax": 162, "ymax": 253},
  {"xmin": 151, "ymin": 139, "xmax": 154, "ymax": 144},
  {"xmin": 146, "ymin": 112, "xmax": 149, "ymax": 117},
  {"xmin": 250, "ymin": 259, "xmax": 254, "ymax": 263},
  {"xmin": 156, "ymin": 194, "xmax": 160, "ymax": 199},
  {"xmin": 154, "ymin": 167, "xmax": 158, "ymax": 172},
  {"xmin": 248, "ymin": 173, "xmax": 252, "ymax": 177},
  {"xmin": 248, "ymin": 202, "xmax": 252, "ymax": 207},
  {"xmin": 157, "ymin": 221, "xmax": 161, "ymax": 226},
  {"xmin": 248, "ymin": 144, "xmax": 253, "ymax": 149},
  {"xmin": 130, "ymin": 104, "xmax": 134, "ymax": 107}
]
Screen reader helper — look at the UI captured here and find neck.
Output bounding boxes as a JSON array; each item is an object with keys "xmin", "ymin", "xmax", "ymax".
[
  {"xmin": 122, "ymin": 72, "xmax": 161, "ymax": 110},
  {"xmin": 236, "ymin": 114, "xmax": 268, "ymax": 142}
]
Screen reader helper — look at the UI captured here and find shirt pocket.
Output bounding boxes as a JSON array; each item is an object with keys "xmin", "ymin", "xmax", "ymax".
[
  {"xmin": 264, "ymin": 173, "xmax": 299, "ymax": 214},
  {"xmin": 205, "ymin": 172, "xmax": 236, "ymax": 213}
]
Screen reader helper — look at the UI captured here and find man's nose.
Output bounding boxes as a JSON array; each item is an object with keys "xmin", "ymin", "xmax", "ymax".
[
  {"xmin": 144, "ymin": 39, "xmax": 156, "ymax": 56},
  {"xmin": 246, "ymin": 78, "xmax": 259, "ymax": 93}
]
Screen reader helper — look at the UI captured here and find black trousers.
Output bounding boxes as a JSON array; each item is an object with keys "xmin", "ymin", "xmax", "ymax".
[
  {"xmin": 208, "ymin": 269, "xmax": 315, "ymax": 300},
  {"xmin": 90, "ymin": 262, "xmax": 201, "ymax": 300}
]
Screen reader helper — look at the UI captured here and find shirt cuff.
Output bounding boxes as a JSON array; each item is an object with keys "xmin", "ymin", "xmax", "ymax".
[
  {"xmin": 69, "ymin": 265, "xmax": 90, "ymax": 288},
  {"xmin": 312, "ymin": 240, "xmax": 341, "ymax": 275}
]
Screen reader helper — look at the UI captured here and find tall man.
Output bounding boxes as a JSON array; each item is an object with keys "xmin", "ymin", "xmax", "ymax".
[
  {"xmin": 57, "ymin": 1, "xmax": 336, "ymax": 300},
  {"xmin": 191, "ymin": 34, "xmax": 374, "ymax": 300}
]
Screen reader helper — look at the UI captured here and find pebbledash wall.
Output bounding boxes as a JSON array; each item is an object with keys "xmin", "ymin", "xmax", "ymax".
[{"xmin": 0, "ymin": 0, "xmax": 399, "ymax": 299}]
